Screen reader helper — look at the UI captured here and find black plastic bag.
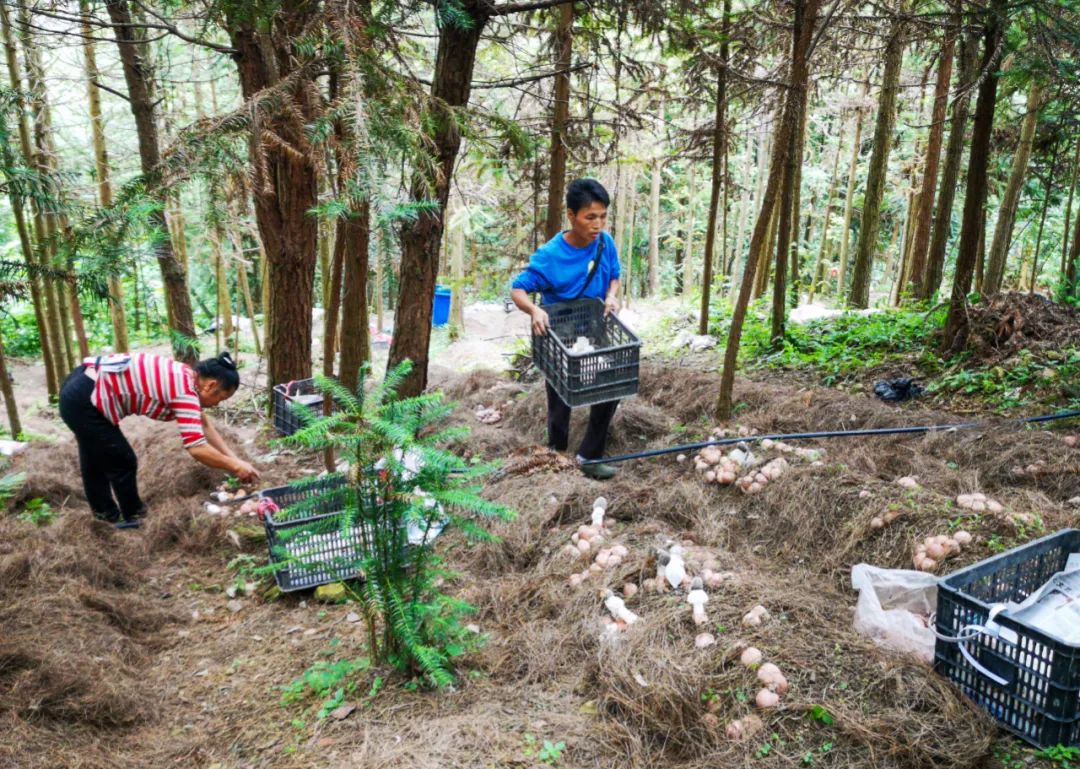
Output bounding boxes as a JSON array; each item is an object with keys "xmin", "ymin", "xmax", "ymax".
[{"xmin": 874, "ymin": 377, "xmax": 924, "ymax": 402}]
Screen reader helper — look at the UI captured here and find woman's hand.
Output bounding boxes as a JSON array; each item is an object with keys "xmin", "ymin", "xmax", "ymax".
[
  {"xmin": 604, "ymin": 292, "xmax": 620, "ymax": 316},
  {"xmin": 233, "ymin": 460, "xmax": 260, "ymax": 484},
  {"xmin": 531, "ymin": 307, "xmax": 550, "ymax": 336}
]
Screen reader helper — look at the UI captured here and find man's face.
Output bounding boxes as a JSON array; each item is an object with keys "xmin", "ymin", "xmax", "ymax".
[{"xmin": 567, "ymin": 201, "xmax": 608, "ymax": 243}]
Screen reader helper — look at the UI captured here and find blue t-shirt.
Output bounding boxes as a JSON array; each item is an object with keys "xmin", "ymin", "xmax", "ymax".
[{"xmin": 511, "ymin": 231, "xmax": 620, "ymax": 306}]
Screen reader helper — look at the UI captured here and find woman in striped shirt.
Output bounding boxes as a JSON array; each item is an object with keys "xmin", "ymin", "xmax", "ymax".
[{"xmin": 58, "ymin": 351, "xmax": 259, "ymax": 528}]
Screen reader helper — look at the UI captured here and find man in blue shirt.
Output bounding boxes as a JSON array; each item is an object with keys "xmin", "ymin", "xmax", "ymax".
[{"xmin": 510, "ymin": 178, "xmax": 622, "ymax": 480}]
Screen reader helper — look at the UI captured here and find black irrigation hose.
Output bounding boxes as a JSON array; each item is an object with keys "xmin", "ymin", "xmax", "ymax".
[{"xmin": 581, "ymin": 409, "xmax": 1080, "ymax": 466}]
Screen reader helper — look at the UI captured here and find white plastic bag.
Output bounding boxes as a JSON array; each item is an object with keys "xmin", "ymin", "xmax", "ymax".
[{"xmin": 851, "ymin": 563, "xmax": 938, "ymax": 662}]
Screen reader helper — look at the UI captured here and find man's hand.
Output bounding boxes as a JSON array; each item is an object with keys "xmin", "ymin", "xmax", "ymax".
[
  {"xmin": 604, "ymin": 293, "xmax": 620, "ymax": 316},
  {"xmin": 531, "ymin": 307, "xmax": 550, "ymax": 336},
  {"xmin": 233, "ymin": 460, "xmax": 260, "ymax": 484}
]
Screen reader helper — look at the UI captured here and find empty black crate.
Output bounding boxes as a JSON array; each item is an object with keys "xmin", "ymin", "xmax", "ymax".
[
  {"xmin": 934, "ymin": 529, "xmax": 1080, "ymax": 748},
  {"xmin": 272, "ymin": 379, "xmax": 332, "ymax": 436},
  {"xmin": 262, "ymin": 475, "xmax": 366, "ymax": 592},
  {"xmin": 532, "ymin": 298, "xmax": 641, "ymax": 408}
]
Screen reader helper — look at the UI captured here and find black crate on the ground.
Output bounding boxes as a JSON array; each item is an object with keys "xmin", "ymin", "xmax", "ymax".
[
  {"xmin": 532, "ymin": 298, "xmax": 641, "ymax": 408},
  {"xmin": 934, "ymin": 529, "xmax": 1080, "ymax": 748},
  {"xmin": 262, "ymin": 475, "xmax": 367, "ymax": 593},
  {"xmin": 272, "ymin": 378, "xmax": 331, "ymax": 436}
]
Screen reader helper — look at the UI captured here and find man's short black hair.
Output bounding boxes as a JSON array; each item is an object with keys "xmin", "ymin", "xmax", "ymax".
[{"xmin": 566, "ymin": 178, "xmax": 610, "ymax": 213}]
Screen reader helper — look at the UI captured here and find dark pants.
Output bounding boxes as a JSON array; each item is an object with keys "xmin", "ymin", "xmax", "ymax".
[
  {"xmin": 545, "ymin": 381, "xmax": 618, "ymax": 460},
  {"xmin": 58, "ymin": 366, "xmax": 145, "ymax": 522}
]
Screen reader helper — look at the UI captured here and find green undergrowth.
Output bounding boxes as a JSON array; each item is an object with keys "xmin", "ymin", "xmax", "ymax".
[{"xmin": 695, "ymin": 301, "xmax": 1080, "ymax": 414}]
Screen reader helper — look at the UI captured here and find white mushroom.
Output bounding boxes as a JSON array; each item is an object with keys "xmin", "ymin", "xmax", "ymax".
[{"xmin": 687, "ymin": 577, "xmax": 709, "ymax": 626}]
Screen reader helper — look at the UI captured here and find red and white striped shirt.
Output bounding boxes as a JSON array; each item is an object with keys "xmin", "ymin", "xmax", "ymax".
[{"xmin": 83, "ymin": 353, "xmax": 207, "ymax": 448}]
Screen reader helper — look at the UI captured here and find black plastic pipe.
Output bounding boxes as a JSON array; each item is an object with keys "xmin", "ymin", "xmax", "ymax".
[{"xmin": 580, "ymin": 408, "xmax": 1080, "ymax": 466}]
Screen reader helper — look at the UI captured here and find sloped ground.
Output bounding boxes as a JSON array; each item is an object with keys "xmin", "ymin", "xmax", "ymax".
[{"xmin": 1, "ymin": 362, "xmax": 1077, "ymax": 768}]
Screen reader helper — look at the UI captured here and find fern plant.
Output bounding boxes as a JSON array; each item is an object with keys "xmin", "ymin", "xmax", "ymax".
[{"xmin": 276, "ymin": 360, "xmax": 513, "ymax": 687}]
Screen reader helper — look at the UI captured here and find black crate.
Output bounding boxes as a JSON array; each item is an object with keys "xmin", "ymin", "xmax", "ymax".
[
  {"xmin": 934, "ymin": 529, "xmax": 1080, "ymax": 748},
  {"xmin": 532, "ymin": 298, "xmax": 641, "ymax": 408},
  {"xmin": 262, "ymin": 476, "xmax": 367, "ymax": 592},
  {"xmin": 272, "ymin": 378, "xmax": 330, "ymax": 436}
]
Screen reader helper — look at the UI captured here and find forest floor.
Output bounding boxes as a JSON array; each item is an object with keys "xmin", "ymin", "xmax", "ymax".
[{"xmin": 2, "ymin": 297, "xmax": 1078, "ymax": 769}]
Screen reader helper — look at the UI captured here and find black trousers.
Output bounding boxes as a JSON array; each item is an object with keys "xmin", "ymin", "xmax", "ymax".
[
  {"xmin": 545, "ymin": 381, "xmax": 619, "ymax": 460},
  {"xmin": 58, "ymin": 366, "xmax": 145, "ymax": 522}
]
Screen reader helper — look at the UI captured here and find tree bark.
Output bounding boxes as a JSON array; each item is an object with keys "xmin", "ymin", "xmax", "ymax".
[
  {"xmin": 983, "ymin": 81, "xmax": 1044, "ymax": 295},
  {"xmin": 544, "ymin": 1, "xmax": 573, "ymax": 240},
  {"xmin": 1066, "ymin": 182, "xmax": 1080, "ymax": 296},
  {"xmin": 104, "ymin": 0, "xmax": 196, "ymax": 363},
  {"xmin": 942, "ymin": 0, "xmax": 1007, "ymax": 352},
  {"xmin": 679, "ymin": 162, "xmax": 696, "ymax": 294},
  {"xmin": 81, "ymin": 3, "xmax": 129, "ymax": 352},
  {"xmin": 717, "ymin": 0, "xmax": 823, "ymax": 419},
  {"xmin": 907, "ymin": 28, "xmax": 956, "ymax": 298},
  {"xmin": 226, "ymin": 2, "xmax": 322, "ymax": 387},
  {"xmin": 848, "ymin": 17, "xmax": 906, "ymax": 308},
  {"xmin": 390, "ymin": 1, "xmax": 490, "ymax": 396},
  {"xmin": 809, "ymin": 117, "xmax": 846, "ymax": 302},
  {"xmin": 623, "ymin": 172, "xmax": 638, "ymax": 306},
  {"xmin": 0, "ymin": 1, "xmax": 56, "ymax": 395},
  {"xmin": 787, "ymin": 101, "xmax": 810, "ymax": 308},
  {"xmin": 771, "ymin": 83, "xmax": 807, "ymax": 343},
  {"xmin": 647, "ymin": 153, "xmax": 662, "ymax": 297},
  {"xmin": 16, "ymin": 5, "xmax": 70, "ymax": 381},
  {"xmin": 1062, "ymin": 139, "xmax": 1079, "ymax": 278},
  {"xmin": 0, "ymin": 330, "xmax": 20, "ymax": 438},
  {"xmin": 837, "ymin": 83, "xmax": 867, "ymax": 296},
  {"xmin": 338, "ymin": 204, "xmax": 371, "ymax": 393},
  {"xmin": 1029, "ymin": 141, "xmax": 1060, "ymax": 293},
  {"xmin": 923, "ymin": 31, "xmax": 979, "ymax": 301},
  {"xmin": 699, "ymin": 7, "xmax": 729, "ymax": 333}
]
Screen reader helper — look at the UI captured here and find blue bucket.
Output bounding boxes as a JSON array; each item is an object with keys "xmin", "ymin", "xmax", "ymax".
[{"xmin": 432, "ymin": 285, "xmax": 451, "ymax": 326}]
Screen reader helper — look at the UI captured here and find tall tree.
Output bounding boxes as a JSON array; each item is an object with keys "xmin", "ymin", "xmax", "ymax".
[
  {"xmin": 809, "ymin": 114, "xmax": 847, "ymax": 301},
  {"xmin": 0, "ymin": 1, "xmax": 56, "ymax": 396},
  {"xmin": 923, "ymin": 30, "xmax": 979, "ymax": 301},
  {"xmin": 223, "ymin": 1, "xmax": 323, "ymax": 386},
  {"xmin": 836, "ymin": 82, "xmax": 868, "ymax": 294},
  {"xmin": 942, "ymin": 0, "xmax": 1008, "ymax": 351},
  {"xmin": 544, "ymin": 2, "xmax": 574, "ymax": 240},
  {"xmin": 907, "ymin": 25, "xmax": 956, "ymax": 298},
  {"xmin": 717, "ymin": 0, "xmax": 824, "ymax": 418},
  {"xmin": 848, "ymin": 14, "xmax": 906, "ymax": 308},
  {"xmin": 983, "ymin": 80, "xmax": 1045, "ymax": 295},
  {"xmin": 771, "ymin": 78, "xmax": 809, "ymax": 342},
  {"xmin": 698, "ymin": 0, "xmax": 731, "ymax": 334},
  {"xmin": 80, "ymin": 0, "xmax": 128, "ymax": 352},
  {"xmin": 1062, "ymin": 138, "xmax": 1080, "ymax": 278},
  {"xmin": 104, "ymin": 0, "xmax": 197, "ymax": 363},
  {"xmin": 0, "ymin": 328, "xmax": 19, "ymax": 438}
]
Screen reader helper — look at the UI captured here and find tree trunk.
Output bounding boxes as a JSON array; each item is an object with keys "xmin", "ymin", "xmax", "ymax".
[
  {"xmin": 322, "ymin": 217, "xmax": 345, "ymax": 378},
  {"xmin": 717, "ymin": 0, "xmax": 823, "ymax": 419},
  {"xmin": 787, "ymin": 102, "xmax": 810, "ymax": 308},
  {"xmin": 942, "ymin": 0, "xmax": 1006, "ymax": 352},
  {"xmin": 771, "ymin": 85, "xmax": 808, "ymax": 342},
  {"xmin": 1066, "ymin": 181, "xmax": 1080, "ymax": 295},
  {"xmin": 450, "ymin": 210, "xmax": 466, "ymax": 330},
  {"xmin": 0, "ymin": 1, "xmax": 56, "ymax": 395},
  {"xmin": 907, "ymin": 28, "xmax": 956, "ymax": 298},
  {"xmin": 16, "ymin": 5, "xmax": 70, "ymax": 381},
  {"xmin": 1029, "ymin": 142, "xmax": 1059, "ymax": 294},
  {"xmin": 848, "ymin": 18, "xmax": 906, "ymax": 308},
  {"xmin": 923, "ymin": 32, "xmax": 979, "ymax": 301},
  {"xmin": 338, "ymin": 204, "xmax": 371, "ymax": 393},
  {"xmin": 375, "ymin": 232, "xmax": 386, "ymax": 333},
  {"xmin": 680, "ymin": 162, "xmax": 696, "ymax": 295},
  {"xmin": 544, "ymin": 1, "xmax": 573, "ymax": 240},
  {"xmin": 837, "ymin": 84, "xmax": 867, "ymax": 296},
  {"xmin": 613, "ymin": 160, "xmax": 628, "ymax": 259},
  {"xmin": 0, "ymin": 330, "xmax": 20, "ymax": 438},
  {"xmin": 699, "ymin": 8, "xmax": 729, "ymax": 333},
  {"xmin": 809, "ymin": 117, "xmax": 847, "ymax": 302},
  {"xmin": 104, "ymin": 0, "xmax": 197, "ymax": 363},
  {"xmin": 729, "ymin": 131, "xmax": 753, "ymax": 279},
  {"xmin": 226, "ymin": 5, "xmax": 322, "ymax": 387},
  {"xmin": 754, "ymin": 203, "xmax": 779, "ymax": 299},
  {"xmin": 647, "ymin": 153, "xmax": 662, "ymax": 297},
  {"xmin": 1062, "ymin": 139, "xmax": 1079, "ymax": 278},
  {"xmin": 983, "ymin": 81, "xmax": 1044, "ymax": 295},
  {"xmin": 623, "ymin": 173, "xmax": 638, "ymax": 306},
  {"xmin": 389, "ymin": 1, "xmax": 490, "ymax": 397},
  {"xmin": 212, "ymin": 227, "xmax": 234, "ymax": 353}
]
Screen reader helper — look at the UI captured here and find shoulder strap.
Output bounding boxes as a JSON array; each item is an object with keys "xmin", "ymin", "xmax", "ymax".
[{"xmin": 571, "ymin": 234, "xmax": 604, "ymax": 301}]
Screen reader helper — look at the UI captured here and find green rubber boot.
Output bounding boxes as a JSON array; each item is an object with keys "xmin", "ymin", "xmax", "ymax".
[{"xmin": 579, "ymin": 458, "xmax": 617, "ymax": 480}]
